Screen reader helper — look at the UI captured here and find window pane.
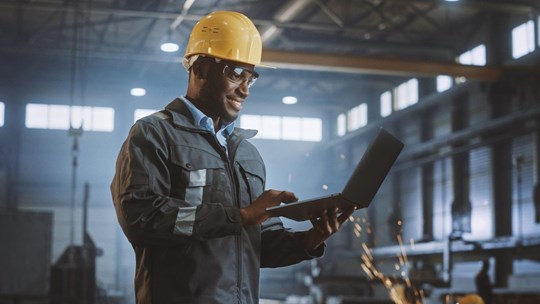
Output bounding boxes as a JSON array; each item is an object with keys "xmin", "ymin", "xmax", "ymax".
[
  {"xmin": 259, "ymin": 116, "xmax": 281, "ymax": 139},
  {"xmin": 347, "ymin": 104, "xmax": 367, "ymax": 131},
  {"xmin": 337, "ymin": 113, "xmax": 346, "ymax": 136},
  {"xmin": 301, "ymin": 118, "xmax": 322, "ymax": 141},
  {"xmin": 134, "ymin": 109, "xmax": 158, "ymax": 122},
  {"xmin": 71, "ymin": 106, "xmax": 92, "ymax": 130},
  {"xmin": 0, "ymin": 102, "xmax": 4, "ymax": 127},
  {"xmin": 347, "ymin": 106, "xmax": 359, "ymax": 131},
  {"xmin": 471, "ymin": 44, "xmax": 486, "ymax": 66},
  {"xmin": 282, "ymin": 117, "xmax": 301, "ymax": 140},
  {"xmin": 407, "ymin": 78, "xmax": 418, "ymax": 106},
  {"xmin": 48, "ymin": 105, "xmax": 70, "ymax": 130},
  {"xmin": 381, "ymin": 91, "xmax": 392, "ymax": 117},
  {"xmin": 437, "ymin": 75, "xmax": 453, "ymax": 92},
  {"xmin": 240, "ymin": 114, "xmax": 261, "ymax": 128},
  {"xmin": 240, "ymin": 115, "xmax": 262, "ymax": 138},
  {"xmin": 395, "ymin": 82, "xmax": 409, "ymax": 110},
  {"xmin": 358, "ymin": 103, "xmax": 367, "ymax": 127},
  {"xmin": 92, "ymin": 107, "xmax": 114, "ymax": 132},
  {"xmin": 512, "ymin": 20, "xmax": 535, "ymax": 59},
  {"xmin": 528, "ymin": 20, "xmax": 535, "ymax": 51},
  {"xmin": 458, "ymin": 51, "xmax": 473, "ymax": 65},
  {"xmin": 25, "ymin": 104, "xmax": 48, "ymax": 128}
]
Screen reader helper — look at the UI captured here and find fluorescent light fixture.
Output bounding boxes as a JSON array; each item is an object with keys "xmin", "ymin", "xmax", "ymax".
[
  {"xmin": 130, "ymin": 88, "xmax": 146, "ymax": 97},
  {"xmin": 445, "ymin": 0, "xmax": 459, "ymax": 2},
  {"xmin": 160, "ymin": 42, "xmax": 179, "ymax": 53},
  {"xmin": 282, "ymin": 96, "xmax": 298, "ymax": 105}
]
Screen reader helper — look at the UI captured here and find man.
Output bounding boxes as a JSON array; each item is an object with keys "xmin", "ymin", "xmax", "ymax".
[
  {"xmin": 475, "ymin": 259, "xmax": 493, "ymax": 304},
  {"xmin": 111, "ymin": 11, "xmax": 354, "ymax": 304}
]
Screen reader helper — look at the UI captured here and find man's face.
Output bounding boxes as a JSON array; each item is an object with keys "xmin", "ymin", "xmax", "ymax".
[{"xmin": 198, "ymin": 58, "xmax": 257, "ymax": 123}]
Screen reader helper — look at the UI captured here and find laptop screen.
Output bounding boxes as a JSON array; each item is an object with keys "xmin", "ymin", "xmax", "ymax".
[{"xmin": 342, "ymin": 128, "xmax": 404, "ymax": 208}]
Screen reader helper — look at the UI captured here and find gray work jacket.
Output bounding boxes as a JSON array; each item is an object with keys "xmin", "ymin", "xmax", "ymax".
[{"xmin": 111, "ymin": 98, "xmax": 323, "ymax": 304}]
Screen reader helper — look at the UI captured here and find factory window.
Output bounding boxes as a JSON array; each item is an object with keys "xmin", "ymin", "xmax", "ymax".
[
  {"xmin": 337, "ymin": 113, "xmax": 346, "ymax": 137},
  {"xmin": 240, "ymin": 114, "xmax": 322, "ymax": 142},
  {"xmin": 458, "ymin": 44, "xmax": 486, "ymax": 66},
  {"xmin": 260, "ymin": 115, "xmax": 282, "ymax": 140},
  {"xmin": 347, "ymin": 103, "xmax": 367, "ymax": 132},
  {"xmin": 380, "ymin": 79, "xmax": 418, "ymax": 117},
  {"xmin": 25, "ymin": 103, "xmax": 114, "ymax": 132},
  {"xmin": 380, "ymin": 91, "xmax": 392, "ymax": 117},
  {"xmin": 437, "ymin": 75, "xmax": 453, "ymax": 92},
  {"xmin": 0, "ymin": 102, "xmax": 4, "ymax": 127},
  {"xmin": 134, "ymin": 108, "xmax": 158, "ymax": 122},
  {"xmin": 394, "ymin": 78, "xmax": 418, "ymax": 111},
  {"xmin": 512, "ymin": 20, "xmax": 535, "ymax": 59}
]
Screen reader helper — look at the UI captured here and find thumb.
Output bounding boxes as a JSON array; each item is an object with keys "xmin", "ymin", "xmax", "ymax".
[{"xmin": 278, "ymin": 191, "xmax": 298, "ymax": 203}]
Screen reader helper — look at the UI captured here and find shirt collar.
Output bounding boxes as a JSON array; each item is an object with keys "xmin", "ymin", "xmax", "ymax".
[{"xmin": 178, "ymin": 96, "xmax": 235, "ymax": 135}]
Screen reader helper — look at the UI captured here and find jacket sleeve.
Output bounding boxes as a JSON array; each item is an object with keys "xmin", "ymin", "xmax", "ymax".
[
  {"xmin": 110, "ymin": 121, "xmax": 242, "ymax": 247},
  {"xmin": 260, "ymin": 217, "xmax": 325, "ymax": 268}
]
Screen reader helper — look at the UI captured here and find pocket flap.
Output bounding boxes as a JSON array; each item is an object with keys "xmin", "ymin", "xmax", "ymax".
[
  {"xmin": 237, "ymin": 159, "xmax": 265, "ymax": 181},
  {"xmin": 171, "ymin": 145, "xmax": 224, "ymax": 171}
]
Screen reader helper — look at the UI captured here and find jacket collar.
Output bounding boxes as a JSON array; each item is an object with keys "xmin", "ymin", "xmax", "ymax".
[{"xmin": 164, "ymin": 98, "xmax": 258, "ymax": 139}]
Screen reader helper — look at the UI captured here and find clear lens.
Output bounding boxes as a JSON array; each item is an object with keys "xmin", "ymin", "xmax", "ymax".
[{"xmin": 222, "ymin": 65, "xmax": 258, "ymax": 88}]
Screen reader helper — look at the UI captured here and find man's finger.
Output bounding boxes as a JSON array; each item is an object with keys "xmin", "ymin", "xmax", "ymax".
[
  {"xmin": 328, "ymin": 208, "xmax": 339, "ymax": 232},
  {"xmin": 320, "ymin": 210, "xmax": 332, "ymax": 234},
  {"xmin": 338, "ymin": 206, "xmax": 356, "ymax": 224},
  {"xmin": 277, "ymin": 190, "xmax": 298, "ymax": 203},
  {"xmin": 310, "ymin": 217, "xmax": 324, "ymax": 234}
]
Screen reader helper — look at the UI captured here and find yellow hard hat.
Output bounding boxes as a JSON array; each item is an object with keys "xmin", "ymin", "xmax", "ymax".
[
  {"xmin": 459, "ymin": 294, "xmax": 485, "ymax": 304},
  {"xmin": 184, "ymin": 11, "xmax": 270, "ymax": 67}
]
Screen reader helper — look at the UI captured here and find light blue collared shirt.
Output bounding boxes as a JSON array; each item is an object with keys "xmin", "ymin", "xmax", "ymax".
[{"xmin": 178, "ymin": 96, "xmax": 235, "ymax": 151}]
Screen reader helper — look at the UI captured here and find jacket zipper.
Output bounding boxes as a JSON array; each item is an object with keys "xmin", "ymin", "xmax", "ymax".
[
  {"xmin": 216, "ymin": 136, "xmax": 243, "ymax": 304},
  {"xmin": 185, "ymin": 127, "xmax": 245, "ymax": 303}
]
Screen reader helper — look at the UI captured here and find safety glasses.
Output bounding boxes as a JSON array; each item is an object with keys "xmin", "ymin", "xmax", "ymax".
[
  {"xmin": 220, "ymin": 64, "xmax": 259, "ymax": 88},
  {"xmin": 187, "ymin": 55, "xmax": 259, "ymax": 88}
]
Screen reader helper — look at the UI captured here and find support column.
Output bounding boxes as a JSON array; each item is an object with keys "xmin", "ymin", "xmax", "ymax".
[
  {"xmin": 450, "ymin": 93, "xmax": 471, "ymax": 237},
  {"xmin": 0, "ymin": 53, "xmax": 22, "ymax": 210},
  {"xmin": 489, "ymin": 83, "xmax": 514, "ymax": 237},
  {"xmin": 535, "ymin": 120, "xmax": 540, "ymax": 223},
  {"xmin": 494, "ymin": 252, "xmax": 513, "ymax": 288},
  {"xmin": 421, "ymin": 111, "xmax": 434, "ymax": 241}
]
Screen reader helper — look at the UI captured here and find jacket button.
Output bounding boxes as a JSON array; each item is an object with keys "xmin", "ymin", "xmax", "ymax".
[{"xmin": 186, "ymin": 163, "xmax": 192, "ymax": 169}]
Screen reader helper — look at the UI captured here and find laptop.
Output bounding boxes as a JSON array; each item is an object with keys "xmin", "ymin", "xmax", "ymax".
[{"xmin": 266, "ymin": 128, "xmax": 404, "ymax": 221}]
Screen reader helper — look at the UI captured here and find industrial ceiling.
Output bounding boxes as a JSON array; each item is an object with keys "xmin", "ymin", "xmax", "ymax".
[{"xmin": 0, "ymin": 0, "xmax": 538, "ymax": 108}]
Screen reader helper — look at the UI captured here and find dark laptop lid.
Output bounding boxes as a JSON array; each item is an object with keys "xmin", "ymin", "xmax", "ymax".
[
  {"xmin": 341, "ymin": 128, "xmax": 404, "ymax": 207},
  {"xmin": 266, "ymin": 127, "xmax": 404, "ymax": 221}
]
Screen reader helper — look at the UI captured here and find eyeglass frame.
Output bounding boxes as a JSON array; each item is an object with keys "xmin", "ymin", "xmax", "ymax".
[{"xmin": 183, "ymin": 55, "xmax": 259, "ymax": 88}]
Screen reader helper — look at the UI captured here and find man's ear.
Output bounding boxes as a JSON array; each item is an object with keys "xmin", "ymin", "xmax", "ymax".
[{"xmin": 191, "ymin": 60, "xmax": 210, "ymax": 80}]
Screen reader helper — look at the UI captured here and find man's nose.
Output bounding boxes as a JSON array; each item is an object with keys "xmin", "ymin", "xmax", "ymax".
[{"xmin": 237, "ymin": 80, "xmax": 250, "ymax": 97}]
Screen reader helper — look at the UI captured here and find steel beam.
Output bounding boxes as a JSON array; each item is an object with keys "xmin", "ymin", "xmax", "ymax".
[{"xmin": 262, "ymin": 49, "xmax": 503, "ymax": 80}]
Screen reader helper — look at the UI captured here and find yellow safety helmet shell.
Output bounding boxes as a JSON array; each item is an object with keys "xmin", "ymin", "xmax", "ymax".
[
  {"xmin": 459, "ymin": 294, "xmax": 485, "ymax": 304},
  {"xmin": 185, "ymin": 11, "xmax": 271, "ymax": 68}
]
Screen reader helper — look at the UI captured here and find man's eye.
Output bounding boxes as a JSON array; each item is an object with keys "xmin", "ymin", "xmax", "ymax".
[{"xmin": 230, "ymin": 68, "xmax": 245, "ymax": 80}]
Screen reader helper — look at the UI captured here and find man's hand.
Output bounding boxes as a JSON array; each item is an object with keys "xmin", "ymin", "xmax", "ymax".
[
  {"xmin": 240, "ymin": 189, "xmax": 298, "ymax": 225},
  {"xmin": 303, "ymin": 206, "xmax": 356, "ymax": 251}
]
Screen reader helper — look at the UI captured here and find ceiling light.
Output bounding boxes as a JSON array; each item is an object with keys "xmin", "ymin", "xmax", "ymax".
[
  {"xmin": 282, "ymin": 96, "xmax": 298, "ymax": 105},
  {"xmin": 160, "ymin": 42, "xmax": 179, "ymax": 52},
  {"xmin": 130, "ymin": 88, "xmax": 146, "ymax": 97},
  {"xmin": 445, "ymin": 0, "xmax": 460, "ymax": 2}
]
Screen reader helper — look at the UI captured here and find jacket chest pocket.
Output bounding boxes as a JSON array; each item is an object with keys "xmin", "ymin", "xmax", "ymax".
[
  {"xmin": 237, "ymin": 159, "xmax": 265, "ymax": 204},
  {"xmin": 170, "ymin": 145, "xmax": 227, "ymax": 206}
]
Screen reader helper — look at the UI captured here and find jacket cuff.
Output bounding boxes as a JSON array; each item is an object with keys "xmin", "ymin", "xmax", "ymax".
[
  {"xmin": 298, "ymin": 231, "xmax": 325, "ymax": 259},
  {"xmin": 305, "ymin": 242, "xmax": 325, "ymax": 258}
]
